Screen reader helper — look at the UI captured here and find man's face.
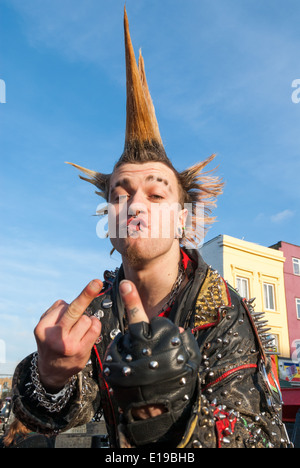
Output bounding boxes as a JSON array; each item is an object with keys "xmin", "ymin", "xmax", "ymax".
[{"xmin": 108, "ymin": 162, "xmax": 185, "ymax": 265}]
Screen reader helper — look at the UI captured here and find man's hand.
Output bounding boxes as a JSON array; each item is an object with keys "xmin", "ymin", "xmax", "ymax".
[
  {"xmin": 34, "ymin": 280, "xmax": 103, "ymax": 392},
  {"xmin": 119, "ymin": 280, "xmax": 183, "ymax": 420},
  {"xmin": 119, "ymin": 280, "xmax": 149, "ymax": 324},
  {"xmin": 119, "ymin": 279, "xmax": 184, "ymax": 329}
]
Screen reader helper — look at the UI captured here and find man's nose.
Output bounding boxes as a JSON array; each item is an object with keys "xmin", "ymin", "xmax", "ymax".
[
  {"xmin": 128, "ymin": 193, "xmax": 147, "ymax": 216},
  {"xmin": 128, "ymin": 204, "xmax": 147, "ymax": 217}
]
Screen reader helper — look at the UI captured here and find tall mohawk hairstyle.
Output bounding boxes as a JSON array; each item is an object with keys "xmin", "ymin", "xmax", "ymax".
[{"xmin": 67, "ymin": 7, "xmax": 224, "ymax": 248}]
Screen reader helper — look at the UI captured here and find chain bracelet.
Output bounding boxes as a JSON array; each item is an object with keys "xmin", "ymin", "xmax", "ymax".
[{"xmin": 30, "ymin": 352, "xmax": 77, "ymax": 413}]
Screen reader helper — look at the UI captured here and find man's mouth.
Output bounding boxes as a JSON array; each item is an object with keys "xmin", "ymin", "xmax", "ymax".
[{"xmin": 127, "ymin": 216, "xmax": 147, "ymax": 232}]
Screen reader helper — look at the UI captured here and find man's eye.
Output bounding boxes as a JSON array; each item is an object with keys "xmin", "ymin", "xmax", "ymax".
[{"xmin": 150, "ymin": 194, "xmax": 164, "ymax": 200}]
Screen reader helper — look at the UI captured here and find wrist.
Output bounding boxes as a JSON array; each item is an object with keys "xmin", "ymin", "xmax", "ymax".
[
  {"xmin": 30, "ymin": 353, "xmax": 77, "ymax": 412},
  {"xmin": 39, "ymin": 376, "xmax": 68, "ymax": 394},
  {"xmin": 37, "ymin": 358, "xmax": 70, "ymax": 393}
]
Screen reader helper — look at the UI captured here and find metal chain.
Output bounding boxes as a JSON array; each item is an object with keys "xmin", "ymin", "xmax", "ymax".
[
  {"xmin": 30, "ymin": 352, "xmax": 77, "ymax": 413},
  {"xmin": 159, "ymin": 263, "xmax": 185, "ymax": 314}
]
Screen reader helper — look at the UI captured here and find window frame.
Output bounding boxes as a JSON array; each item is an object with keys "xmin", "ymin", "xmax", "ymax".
[
  {"xmin": 296, "ymin": 298, "xmax": 300, "ymax": 320},
  {"xmin": 293, "ymin": 258, "xmax": 300, "ymax": 276},
  {"xmin": 236, "ymin": 276, "xmax": 250, "ymax": 300},
  {"xmin": 263, "ymin": 282, "xmax": 276, "ymax": 311}
]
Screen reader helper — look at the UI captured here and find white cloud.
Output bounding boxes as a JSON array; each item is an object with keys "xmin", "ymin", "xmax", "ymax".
[
  {"xmin": 270, "ymin": 209, "xmax": 294, "ymax": 223},
  {"xmin": 254, "ymin": 209, "xmax": 295, "ymax": 226}
]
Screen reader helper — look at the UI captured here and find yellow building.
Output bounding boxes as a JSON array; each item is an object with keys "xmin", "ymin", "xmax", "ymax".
[{"xmin": 200, "ymin": 234, "xmax": 290, "ymax": 358}]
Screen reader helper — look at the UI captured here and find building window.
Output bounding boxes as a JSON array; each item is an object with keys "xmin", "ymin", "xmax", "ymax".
[
  {"xmin": 296, "ymin": 298, "xmax": 300, "ymax": 320},
  {"xmin": 293, "ymin": 258, "xmax": 300, "ymax": 276},
  {"xmin": 269, "ymin": 334, "xmax": 279, "ymax": 354},
  {"xmin": 292, "ymin": 340, "xmax": 300, "ymax": 363},
  {"xmin": 236, "ymin": 277, "xmax": 249, "ymax": 299},
  {"xmin": 263, "ymin": 283, "xmax": 276, "ymax": 311}
]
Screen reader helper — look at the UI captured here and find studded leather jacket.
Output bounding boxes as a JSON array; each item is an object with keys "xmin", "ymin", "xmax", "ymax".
[{"xmin": 12, "ymin": 250, "xmax": 291, "ymax": 448}]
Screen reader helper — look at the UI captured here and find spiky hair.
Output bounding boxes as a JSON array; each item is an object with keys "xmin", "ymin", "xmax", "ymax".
[{"xmin": 67, "ymin": 7, "xmax": 224, "ymax": 248}]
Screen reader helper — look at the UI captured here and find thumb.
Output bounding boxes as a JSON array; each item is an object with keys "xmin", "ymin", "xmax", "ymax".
[{"xmin": 119, "ymin": 280, "xmax": 149, "ymax": 325}]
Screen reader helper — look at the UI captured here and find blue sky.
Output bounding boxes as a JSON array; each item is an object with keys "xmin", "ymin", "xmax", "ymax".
[{"xmin": 1, "ymin": 0, "xmax": 300, "ymax": 373}]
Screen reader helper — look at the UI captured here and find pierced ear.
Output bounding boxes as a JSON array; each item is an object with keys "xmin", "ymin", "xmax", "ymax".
[
  {"xmin": 173, "ymin": 207, "xmax": 188, "ymax": 240},
  {"xmin": 177, "ymin": 207, "xmax": 188, "ymax": 231},
  {"xmin": 179, "ymin": 207, "xmax": 189, "ymax": 224},
  {"xmin": 176, "ymin": 154, "xmax": 225, "ymax": 248}
]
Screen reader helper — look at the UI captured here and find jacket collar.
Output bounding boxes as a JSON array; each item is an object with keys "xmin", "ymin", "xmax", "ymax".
[{"xmin": 111, "ymin": 247, "xmax": 209, "ymax": 332}]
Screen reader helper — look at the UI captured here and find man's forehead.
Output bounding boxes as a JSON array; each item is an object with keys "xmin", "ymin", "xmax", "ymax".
[{"xmin": 110, "ymin": 162, "xmax": 178, "ymax": 188}]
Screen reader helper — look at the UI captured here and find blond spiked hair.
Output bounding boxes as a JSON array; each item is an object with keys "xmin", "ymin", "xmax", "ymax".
[{"xmin": 67, "ymin": 7, "xmax": 224, "ymax": 248}]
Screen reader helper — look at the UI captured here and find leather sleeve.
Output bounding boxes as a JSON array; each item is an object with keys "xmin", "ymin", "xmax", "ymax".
[{"xmin": 12, "ymin": 353, "xmax": 101, "ymax": 435}]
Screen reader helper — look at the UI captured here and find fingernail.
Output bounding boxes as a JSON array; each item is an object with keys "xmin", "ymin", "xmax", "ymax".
[
  {"xmin": 90, "ymin": 280, "xmax": 101, "ymax": 292},
  {"xmin": 119, "ymin": 280, "xmax": 132, "ymax": 296}
]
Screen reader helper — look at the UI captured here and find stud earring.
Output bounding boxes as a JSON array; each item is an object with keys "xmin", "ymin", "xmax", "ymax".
[{"xmin": 177, "ymin": 226, "xmax": 183, "ymax": 238}]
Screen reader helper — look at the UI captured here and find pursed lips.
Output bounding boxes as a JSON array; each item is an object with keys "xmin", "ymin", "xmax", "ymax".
[{"xmin": 126, "ymin": 216, "xmax": 148, "ymax": 231}]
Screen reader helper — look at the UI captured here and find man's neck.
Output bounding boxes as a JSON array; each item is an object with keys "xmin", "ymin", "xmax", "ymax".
[{"xmin": 122, "ymin": 243, "xmax": 183, "ymax": 320}]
